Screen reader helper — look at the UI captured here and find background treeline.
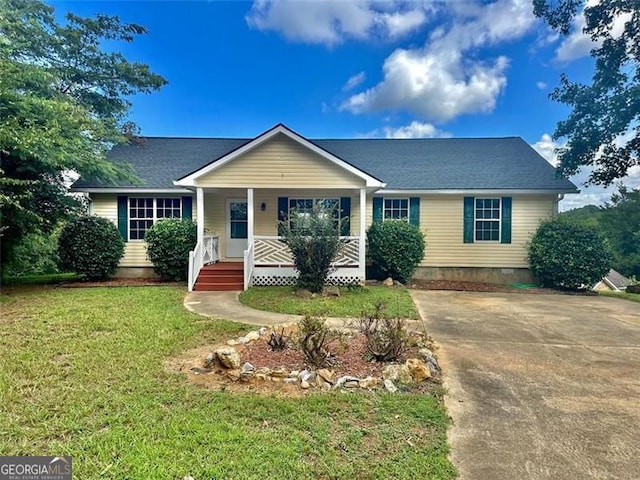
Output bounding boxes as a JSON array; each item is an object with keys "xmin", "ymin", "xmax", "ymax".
[{"xmin": 559, "ymin": 186, "xmax": 640, "ymax": 278}]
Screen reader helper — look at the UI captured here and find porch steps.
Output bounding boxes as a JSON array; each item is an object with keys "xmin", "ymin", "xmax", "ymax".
[{"xmin": 194, "ymin": 262, "xmax": 243, "ymax": 291}]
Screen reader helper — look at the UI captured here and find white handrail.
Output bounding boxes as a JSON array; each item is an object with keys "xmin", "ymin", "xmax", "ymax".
[
  {"xmin": 188, "ymin": 234, "xmax": 220, "ymax": 292},
  {"xmin": 243, "ymin": 241, "xmax": 254, "ymax": 291},
  {"xmin": 188, "ymin": 241, "xmax": 203, "ymax": 292}
]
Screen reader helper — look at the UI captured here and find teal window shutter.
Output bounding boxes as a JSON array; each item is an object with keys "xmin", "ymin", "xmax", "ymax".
[
  {"xmin": 409, "ymin": 197, "xmax": 420, "ymax": 227},
  {"xmin": 463, "ymin": 197, "xmax": 474, "ymax": 243},
  {"xmin": 501, "ymin": 197, "xmax": 512, "ymax": 244},
  {"xmin": 340, "ymin": 197, "xmax": 351, "ymax": 236},
  {"xmin": 372, "ymin": 197, "xmax": 383, "ymax": 223},
  {"xmin": 277, "ymin": 197, "xmax": 288, "ymax": 236},
  {"xmin": 117, "ymin": 196, "xmax": 128, "ymax": 242},
  {"xmin": 181, "ymin": 196, "xmax": 193, "ymax": 220}
]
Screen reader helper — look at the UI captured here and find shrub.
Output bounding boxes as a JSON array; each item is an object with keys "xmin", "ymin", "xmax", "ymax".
[
  {"xmin": 367, "ymin": 221, "xmax": 426, "ymax": 283},
  {"xmin": 267, "ymin": 327, "xmax": 289, "ymax": 351},
  {"xmin": 528, "ymin": 218, "xmax": 612, "ymax": 290},
  {"xmin": 359, "ymin": 302, "xmax": 407, "ymax": 362},
  {"xmin": 58, "ymin": 216, "xmax": 124, "ymax": 280},
  {"xmin": 280, "ymin": 203, "xmax": 343, "ymax": 293},
  {"xmin": 4, "ymin": 232, "xmax": 60, "ymax": 276},
  {"xmin": 297, "ymin": 314, "xmax": 334, "ymax": 368},
  {"xmin": 145, "ymin": 219, "xmax": 197, "ymax": 281}
]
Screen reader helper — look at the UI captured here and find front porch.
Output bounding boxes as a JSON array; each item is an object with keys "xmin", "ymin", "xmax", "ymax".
[{"xmin": 187, "ymin": 187, "xmax": 368, "ymax": 291}]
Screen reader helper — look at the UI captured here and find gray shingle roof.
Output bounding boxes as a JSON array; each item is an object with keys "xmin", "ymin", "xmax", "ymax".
[{"xmin": 73, "ymin": 135, "xmax": 578, "ymax": 192}]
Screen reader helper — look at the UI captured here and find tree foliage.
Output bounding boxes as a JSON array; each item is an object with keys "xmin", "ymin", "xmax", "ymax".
[
  {"xmin": 58, "ymin": 216, "xmax": 124, "ymax": 280},
  {"xmin": 528, "ymin": 217, "xmax": 612, "ymax": 290},
  {"xmin": 533, "ymin": 0, "xmax": 639, "ymax": 185},
  {"xmin": 0, "ymin": 0, "xmax": 166, "ymax": 273},
  {"xmin": 145, "ymin": 219, "xmax": 197, "ymax": 281},
  {"xmin": 279, "ymin": 203, "xmax": 343, "ymax": 293},
  {"xmin": 561, "ymin": 186, "xmax": 640, "ymax": 277}
]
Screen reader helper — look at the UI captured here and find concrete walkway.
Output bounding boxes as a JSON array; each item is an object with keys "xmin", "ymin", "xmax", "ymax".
[{"xmin": 184, "ymin": 291, "xmax": 347, "ymax": 327}]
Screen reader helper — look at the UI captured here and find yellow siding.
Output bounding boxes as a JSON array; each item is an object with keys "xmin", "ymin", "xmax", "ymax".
[
  {"xmin": 195, "ymin": 134, "xmax": 365, "ymax": 188},
  {"xmin": 204, "ymin": 189, "xmax": 362, "ymax": 261},
  {"xmin": 89, "ymin": 193, "xmax": 196, "ymax": 267},
  {"xmin": 91, "ymin": 191, "xmax": 555, "ymax": 269},
  {"xmin": 366, "ymin": 194, "xmax": 556, "ymax": 268}
]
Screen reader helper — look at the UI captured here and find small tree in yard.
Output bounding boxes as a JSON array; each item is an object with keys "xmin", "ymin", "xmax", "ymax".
[
  {"xmin": 528, "ymin": 218, "xmax": 612, "ymax": 290},
  {"xmin": 367, "ymin": 221, "xmax": 426, "ymax": 283},
  {"xmin": 279, "ymin": 203, "xmax": 343, "ymax": 293},
  {"xmin": 58, "ymin": 216, "xmax": 124, "ymax": 280},
  {"xmin": 145, "ymin": 219, "xmax": 197, "ymax": 281}
]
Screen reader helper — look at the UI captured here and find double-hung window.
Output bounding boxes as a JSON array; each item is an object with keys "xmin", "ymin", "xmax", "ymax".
[
  {"xmin": 129, "ymin": 197, "xmax": 182, "ymax": 240},
  {"xmin": 383, "ymin": 198, "xmax": 409, "ymax": 221},
  {"xmin": 463, "ymin": 196, "xmax": 511, "ymax": 244},
  {"xmin": 474, "ymin": 198, "xmax": 501, "ymax": 241}
]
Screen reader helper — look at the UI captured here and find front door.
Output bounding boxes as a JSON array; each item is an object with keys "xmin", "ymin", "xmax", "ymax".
[{"xmin": 226, "ymin": 199, "xmax": 248, "ymax": 258}]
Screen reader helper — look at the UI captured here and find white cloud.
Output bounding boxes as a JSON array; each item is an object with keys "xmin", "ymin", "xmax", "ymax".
[
  {"xmin": 533, "ymin": 133, "xmax": 640, "ymax": 210},
  {"xmin": 245, "ymin": 0, "xmax": 431, "ymax": 46},
  {"xmin": 341, "ymin": 0, "xmax": 537, "ymax": 122},
  {"xmin": 383, "ymin": 121, "xmax": 450, "ymax": 139},
  {"xmin": 343, "ymin": 71, "xmax": 366, "ymax": 91},
  {"xmin": 362, "ymin": 121, "xmax": 450, "ymax": 139},
  {"xmin": 536, "ymin": 81, "xmax": 547, "ymax": 90},
  {"xmin": 533, "ymin": 133, "xmax": 560, "ymax": 166}
]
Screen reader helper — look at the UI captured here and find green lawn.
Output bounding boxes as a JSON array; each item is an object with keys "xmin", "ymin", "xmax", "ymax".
[
  {"xmin": 0, "ymin": 286, "xmax": 454, "ymax": 479},
  {"xmin": 239, "ymin": 285, "xmax": 419, "ymax": 319},
  {"xmin": 598, "ymin": 290, "xmax": 640, "ymax": 303}
]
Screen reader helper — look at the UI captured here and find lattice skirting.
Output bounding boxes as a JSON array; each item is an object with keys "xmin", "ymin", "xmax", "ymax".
[{"xmin": 250, "ymin": 267, "xmax": 363, "ymax": 287}]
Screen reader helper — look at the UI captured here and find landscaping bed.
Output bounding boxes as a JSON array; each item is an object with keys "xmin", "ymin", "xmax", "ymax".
[{"xmin": 167, "ymin": 322, "xmax": 441, "ymax": 396}]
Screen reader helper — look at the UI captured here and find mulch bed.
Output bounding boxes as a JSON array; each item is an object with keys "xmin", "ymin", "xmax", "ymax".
[{"xmin": 58, "ymin": 278, "xmax": 184, "ymax": 288}]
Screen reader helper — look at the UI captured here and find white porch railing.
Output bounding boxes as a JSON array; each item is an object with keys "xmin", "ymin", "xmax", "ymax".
[
  {"xmin": 253, "ymin": 236, "xmax": 360, "ymax": 266},
  {"xmin": 243, "ymin": 241, "xmax": 255, "ymax": 291},
  {"xmin": 188, "ymin": 235, "xmax": 220, "ymax": 292}
]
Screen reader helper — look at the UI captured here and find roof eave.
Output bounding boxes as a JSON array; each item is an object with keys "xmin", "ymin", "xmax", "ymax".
[{"xmin": 376, "ymin": 188, "xmax": 580, "ymax": 195}]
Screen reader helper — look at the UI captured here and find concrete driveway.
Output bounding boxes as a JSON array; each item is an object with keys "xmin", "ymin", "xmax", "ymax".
[{"xmin": 411, "ymin": 291, "xmax": 640, "ymax": 480}]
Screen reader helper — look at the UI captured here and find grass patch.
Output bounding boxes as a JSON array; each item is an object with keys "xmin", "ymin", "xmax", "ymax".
[
  {"xmin": 598, "ymin": 290, "xmax": 640, "ymax": 303},
  {"xmin": 0, "ymin": 286, "xmax": 454, "ymax": 479},
  {"xmin": 2, "ymin": 272, "xmax": 80, "ymax": 285},
  {"xmin": 239, "ymin": 285, "xmax": 419, "ymax": 319}
]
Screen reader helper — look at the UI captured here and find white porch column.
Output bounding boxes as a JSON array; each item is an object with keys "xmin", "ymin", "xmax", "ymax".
[
  {"xmin": 196, "ymin": 187, "xmax": 204, "ymax": 243},
  {"xmin": 247, "ymin": 188, "xmax": 254, "ymax": 245},
  {"xmin": 359, "ymin": 188, "xmax": 367, "ymax": 281}
]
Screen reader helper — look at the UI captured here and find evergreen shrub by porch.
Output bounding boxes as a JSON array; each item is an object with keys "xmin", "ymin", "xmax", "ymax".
[
  {"xmin": 279, "ymin": 203, "xmax": 343, "ymax": 293},
  {"xmin": 145, "ymin": 219, "xmax": 197, "ymax": 281},
  {"xmin": 528, "ymin": 218, "xmax": 611, "ymax": 290},
  {"xmin": 367, "ymin": 221, "xmax": 426, "ymax": 283},
  {"xmin": 58, "ymin": 216, "xmax": 124, "ymax": 280}
]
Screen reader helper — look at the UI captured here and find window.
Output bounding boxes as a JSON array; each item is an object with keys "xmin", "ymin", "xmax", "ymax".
[
  {"xmin": 474, "ymin": 198, "xmax": 501, "ymax": 241},
  {"xmin": 383, "ymin": 198, "xmax": 409, "ymax": 221},
  {"xmin": 288, "ymin": 198, "xmax": 340, "ymax": 231},
  {"xmin": 128, "ymin": 197, "xmax": 182, "ymax": 240}
]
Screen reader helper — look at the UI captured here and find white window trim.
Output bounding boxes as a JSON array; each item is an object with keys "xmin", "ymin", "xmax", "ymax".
[
  {"xmin": 128, "ymin": 196, "xmax": 182, "ymax": 242},
  {"xmin": 474, "ymin": 197, "xmax": 501, "ymax": 243},
  {"xmin": 383, "ymin": 197, "xmax": 410, "ymax": 222}
]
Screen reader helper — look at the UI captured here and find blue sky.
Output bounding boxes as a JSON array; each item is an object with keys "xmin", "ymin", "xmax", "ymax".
[{"xmin": 51, "ymin": 0, "xmax": 638, "ymax": 209}]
